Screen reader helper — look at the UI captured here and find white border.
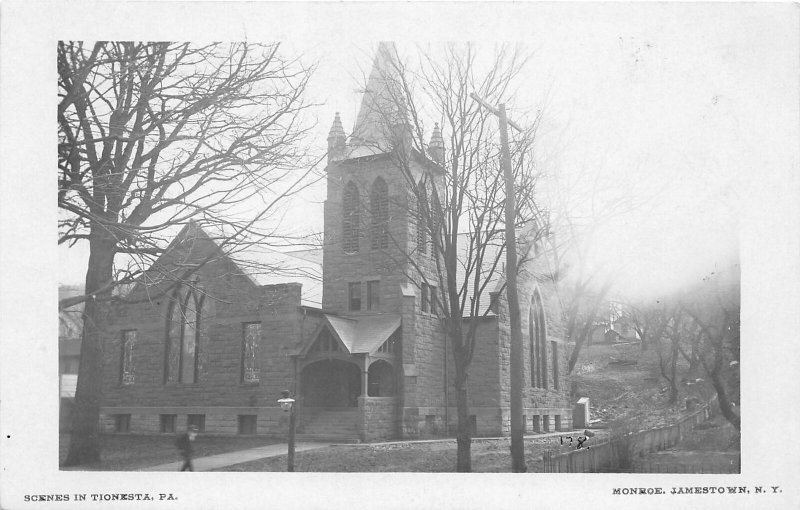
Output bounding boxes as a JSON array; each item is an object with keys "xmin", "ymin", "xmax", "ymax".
[{"xmin": 1, "ymin": 2, "xmax": 799, "ymax": 509}]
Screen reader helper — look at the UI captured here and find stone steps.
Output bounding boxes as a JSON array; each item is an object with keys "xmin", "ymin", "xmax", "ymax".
[{"xmin": 298, "ymin": 407, "xmax": 359, "ymax": 439}]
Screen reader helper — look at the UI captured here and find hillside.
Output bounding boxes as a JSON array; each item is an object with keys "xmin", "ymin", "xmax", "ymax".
[{"xmin": 570, "ymin": 341, "xmax": 712, "ymax": 431}]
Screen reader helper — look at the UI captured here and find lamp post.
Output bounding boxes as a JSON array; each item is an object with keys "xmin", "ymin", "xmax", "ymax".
[{"xmin": 277, "ymin": 390, "xmax": 296, "ymax": 472}]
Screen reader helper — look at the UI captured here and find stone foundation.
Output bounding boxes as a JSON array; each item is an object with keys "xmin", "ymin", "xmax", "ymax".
[
  {"xmin": 401, "ymin": 405, "xmax": 574, "ymax": 439},
  {"xmin": 99, "ymin": 406, "xmax": 289, "ymax": 436}
]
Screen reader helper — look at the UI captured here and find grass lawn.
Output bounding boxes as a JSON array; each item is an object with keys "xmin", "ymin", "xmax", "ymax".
[
  {"xmin": 59, "ymin": 434, "xmax": 281, "ymax": 471},
  {"xmin": 216, "ymin": 435, "xmax": 592, "ymax": 472}
]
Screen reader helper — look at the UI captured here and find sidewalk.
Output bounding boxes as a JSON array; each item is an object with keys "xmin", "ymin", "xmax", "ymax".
[
  {"xmin": 331, "ymin": 429, "xmax": 607, "ymax": 448},
  {"xmin": 139, "ymin": 430, "xmax": 602, "ymax": 471},
  {"xmin": 139, "ymin": 442, "xmax": 331, "ymax": 472}
]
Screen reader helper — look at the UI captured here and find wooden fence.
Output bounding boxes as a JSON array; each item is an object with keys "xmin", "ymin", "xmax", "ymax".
[
  {"xmin": 637, "ymin": 456, "xmax": 740, "ymax": 474},
  {"xmin": 543, "ymin": 399, "xmax": 717, "ymax": 473}
]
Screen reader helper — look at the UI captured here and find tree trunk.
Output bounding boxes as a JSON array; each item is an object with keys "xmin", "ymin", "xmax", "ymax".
[
  {"xmin": 454, "ymin": 361, "xmax": 472, "ymax": 472},
  {"xmin": 688, "ymin": 339, "xmax": 700, "ymax": 378},
  {"xmin": 708, "ymin": 366, "xmax": 740, "ymax": 431},
  {"xmin": 567, "ymin": 337, "xmax": 583, "ymax": 374},
  {"xmin": 668, "ymin": 343, "xmax": 679, "ymax": 405},
  {"xmin": 64, "ymin": 232, "xmax": 116, "ymax": 466}
]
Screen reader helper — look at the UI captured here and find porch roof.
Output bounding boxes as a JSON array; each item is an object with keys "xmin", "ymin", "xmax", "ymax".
[{"xmin": 324, "ymin": 313, "xmax": 401, "ymax": 355}]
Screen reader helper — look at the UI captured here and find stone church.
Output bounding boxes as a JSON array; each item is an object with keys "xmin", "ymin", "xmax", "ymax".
[{"xmin": 99, "ymin": 43, "xmax": 573, "ymax": 441}]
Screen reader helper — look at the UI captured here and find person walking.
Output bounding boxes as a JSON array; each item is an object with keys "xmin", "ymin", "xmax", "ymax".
[{"xmin": 176, "ymin": 425, "xmax": 199, "ymax": 471}]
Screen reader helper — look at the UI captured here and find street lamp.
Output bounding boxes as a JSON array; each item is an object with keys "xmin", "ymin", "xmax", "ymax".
[{"xmin": 277, "ymin": 390, "xmax": 296, "ymax": 472}]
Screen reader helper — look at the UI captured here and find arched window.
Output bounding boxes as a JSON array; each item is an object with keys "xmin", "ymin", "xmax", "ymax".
[
  {"xmin": 368, "ymin": 360, "xmax": 396, "ymax": 396},
  {"xmin": 430, "ymin": 189, "xmax": 441, "ymax": 256},
  {"xmin": 343, "ymin": 182, "xmax": 360, "ymax": 253},
  {"xmin": 371, "ymin": 178, "xmax": 389, "ymax": 250},
  {"xmin": 165, "ymin": 285, "xmax": 203, "ymax": 384},
  {"xmin": 242, "ymin": 322, "xmax": 262, "ymax": 383},
  {"xmin": 120, "ymin": 330, "xmax": 137, "ymax": 385},
  {"xmin": 417, "ymin": 182, "xmax": 428, "ymax": 254},
  {"xmin": 529, "ymin": 289, "xmax": 548, "ymax": 389}
]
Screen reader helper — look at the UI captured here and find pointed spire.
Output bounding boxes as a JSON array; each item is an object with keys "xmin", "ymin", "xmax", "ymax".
[
  {"xmin": 327, "ymin": 112, "xmax": 347, "ymax": 162},
  {"xmin": 350, "ymin": 42, "xmax": 409, "ymax": 157},
  {"xmin": 428, "ymin": 123, "xmax": 444, "ymax": 164}
]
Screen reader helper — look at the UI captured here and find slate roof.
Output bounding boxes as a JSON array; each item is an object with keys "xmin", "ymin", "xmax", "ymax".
[
  {"xmin": 453, "ymin": 222, "xmax": 555, "ymax": 318},
  {"xmin": 230, "ymin": 244, "xmax": 323, "ymax": 308},
  {"xmin": 454, "ymin": 237, "xmax": 505, "ymax": 318},
  {"xmin": 171, "ymin": 223, "xmax": 324, "ymax": 308},
  {"xmin": 317, "ymin": 313, "xmax": 401, "ymax": 355},
  {"xmin": 348, "ymin": 42, "xmax": 406, "ymax": 158}
]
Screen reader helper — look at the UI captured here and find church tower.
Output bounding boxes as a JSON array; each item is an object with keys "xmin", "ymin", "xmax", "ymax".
[
  {"xmin": 318, "ymin": 42, "xmax": 452, "ymax": 439},
  {"xmin": 321, "ymin": 42, "xmax": 442, "ymax": 316}
]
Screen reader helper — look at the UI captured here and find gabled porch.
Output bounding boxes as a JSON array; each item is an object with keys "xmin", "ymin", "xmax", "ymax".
[{"xmin": 293, "ymin": 313, "xmax": 402, "ymax": 441}]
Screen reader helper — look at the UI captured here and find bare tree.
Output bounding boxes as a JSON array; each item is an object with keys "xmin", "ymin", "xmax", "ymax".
[
  {"xmin": 626, "ymin": 302, "xmax": 659, "ymax": 352},
  {"xmin": 354, "ymin": 43, "xmax": 546, "ymax": 472},
  {"xmin": 653, "ymin": 303, "xmax": 687, "ymax": 405},
  {"xmin": 564, "ymin": 276, "xmax": 614, "ymax": 374},
  {"xmin": 681, "ymin": 264, "xmax": 740, "ymax": 430},
  {"xmin": 58, "ymin": 41, "xmax": 316, "ymax": 465},
  {"xmin": 548, "ymin": 178, "xmax": 630, "ymax": 374}
]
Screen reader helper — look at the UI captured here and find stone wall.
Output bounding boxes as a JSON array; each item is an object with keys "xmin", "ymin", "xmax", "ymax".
[
  {"xmin": 358, "ymin": 397, "xmax": 398, "ymax": 441},
  {"xmin": 493, "ymin": 251, "xmax": 573, "ymax": 432},
  {"xmin": 322, "ymin": 155, "xmax": 418, "ymax": 315},
  {"xmin": 99, "ymin": 406, "xmax": 289, "ymax": 436},
  {"xmin": 101, "ymin": 227, "xmax": 311, "ymax": 434}
]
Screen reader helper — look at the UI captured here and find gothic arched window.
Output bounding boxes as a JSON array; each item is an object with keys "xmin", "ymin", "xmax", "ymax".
[
  {"xmin": 165, "ymin": 285, "xmax": 203, "ymax": 384},
  {"xmin": 371, "ymin": 177, "xmax": 389, "ymax": 250},
  {"xmin": 343, "ymin": 182, "xmax": 360, "ymax": 253},
  {"xmin": 529, "ymin": 289, "xmax": 548, "ymax": 389},
  {"xmin": 120, "ymin": 330, "xmax": 136, "ymax": 385},
  {"xmin": 417, "ymin": 182, "xmax": 428, "ymax": 254},
  {"xmin": 430, "ymin": 189, "xmax": 441, "ymax": 257}
]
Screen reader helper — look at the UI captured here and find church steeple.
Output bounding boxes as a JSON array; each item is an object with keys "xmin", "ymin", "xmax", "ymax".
[
  {"xmin": 327, "ymin": 112, "xmax": 347, "ymax": 163},
  {"xmin": 349, "ymin": 42, "xmax": 409, "ymax": 157}
]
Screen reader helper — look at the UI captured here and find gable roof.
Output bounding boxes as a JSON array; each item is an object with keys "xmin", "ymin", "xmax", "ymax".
[
  {"xmin": 134, "ymin": 222, "xmax": 323, "ymax": 308},
  {"xmin": 228, "ymin": 244, "xmax": 323, "ymax": 308},
  {"xmin": 302, "ymin": 313, "xmax": 402, "ymax": 356},
  {"xmin": 454, "ymin": 237, "xmax": 505, "ymax": 318},
  {"xmin": 451, "ymin": 222, "xmax": 556, "ymax": 318}
]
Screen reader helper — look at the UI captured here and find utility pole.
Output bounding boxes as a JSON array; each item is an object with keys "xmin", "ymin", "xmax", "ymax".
[{"xmin": 470, "ymin": 93, "xmax": 526, "ymax": 472}]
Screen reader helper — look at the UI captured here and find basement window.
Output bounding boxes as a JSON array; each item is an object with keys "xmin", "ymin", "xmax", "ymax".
[
  {"xmin": 115, "ymin": 414, "xmax": 131, "ymax": 433},
  {"xmin": 188, "ymin": 414, "xmax": 206, "ymax": 433},
  {"xmin": 238, "ymin": 415, "xmax": 257, "ymax": 435},
  {"xmin": 160, "ymin": 414, "xmax": 177, "ymax": 433}
]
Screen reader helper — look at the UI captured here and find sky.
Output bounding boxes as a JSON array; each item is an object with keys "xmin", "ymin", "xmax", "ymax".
[{"xmin": 57, "ymin": 3, "xmax": 792, "ymax": 303}]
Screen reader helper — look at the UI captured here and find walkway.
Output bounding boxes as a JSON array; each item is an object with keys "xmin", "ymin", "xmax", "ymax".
[
  {"xmin": 139, "ymin": 442, "xmax": 331, "ymax": 472},
  {"xmin": 139, "ymin": 430, "xmax": 602, "ymax": 471},
  {"xmin": 348, "ymin": 429, "xmax": 606, "ymax": 447}
]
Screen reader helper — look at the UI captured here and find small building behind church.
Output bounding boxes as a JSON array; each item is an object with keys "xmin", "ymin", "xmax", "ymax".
[{"xmin": 98, "ymin": 43, "xmax": 573, "ymax": 442}]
